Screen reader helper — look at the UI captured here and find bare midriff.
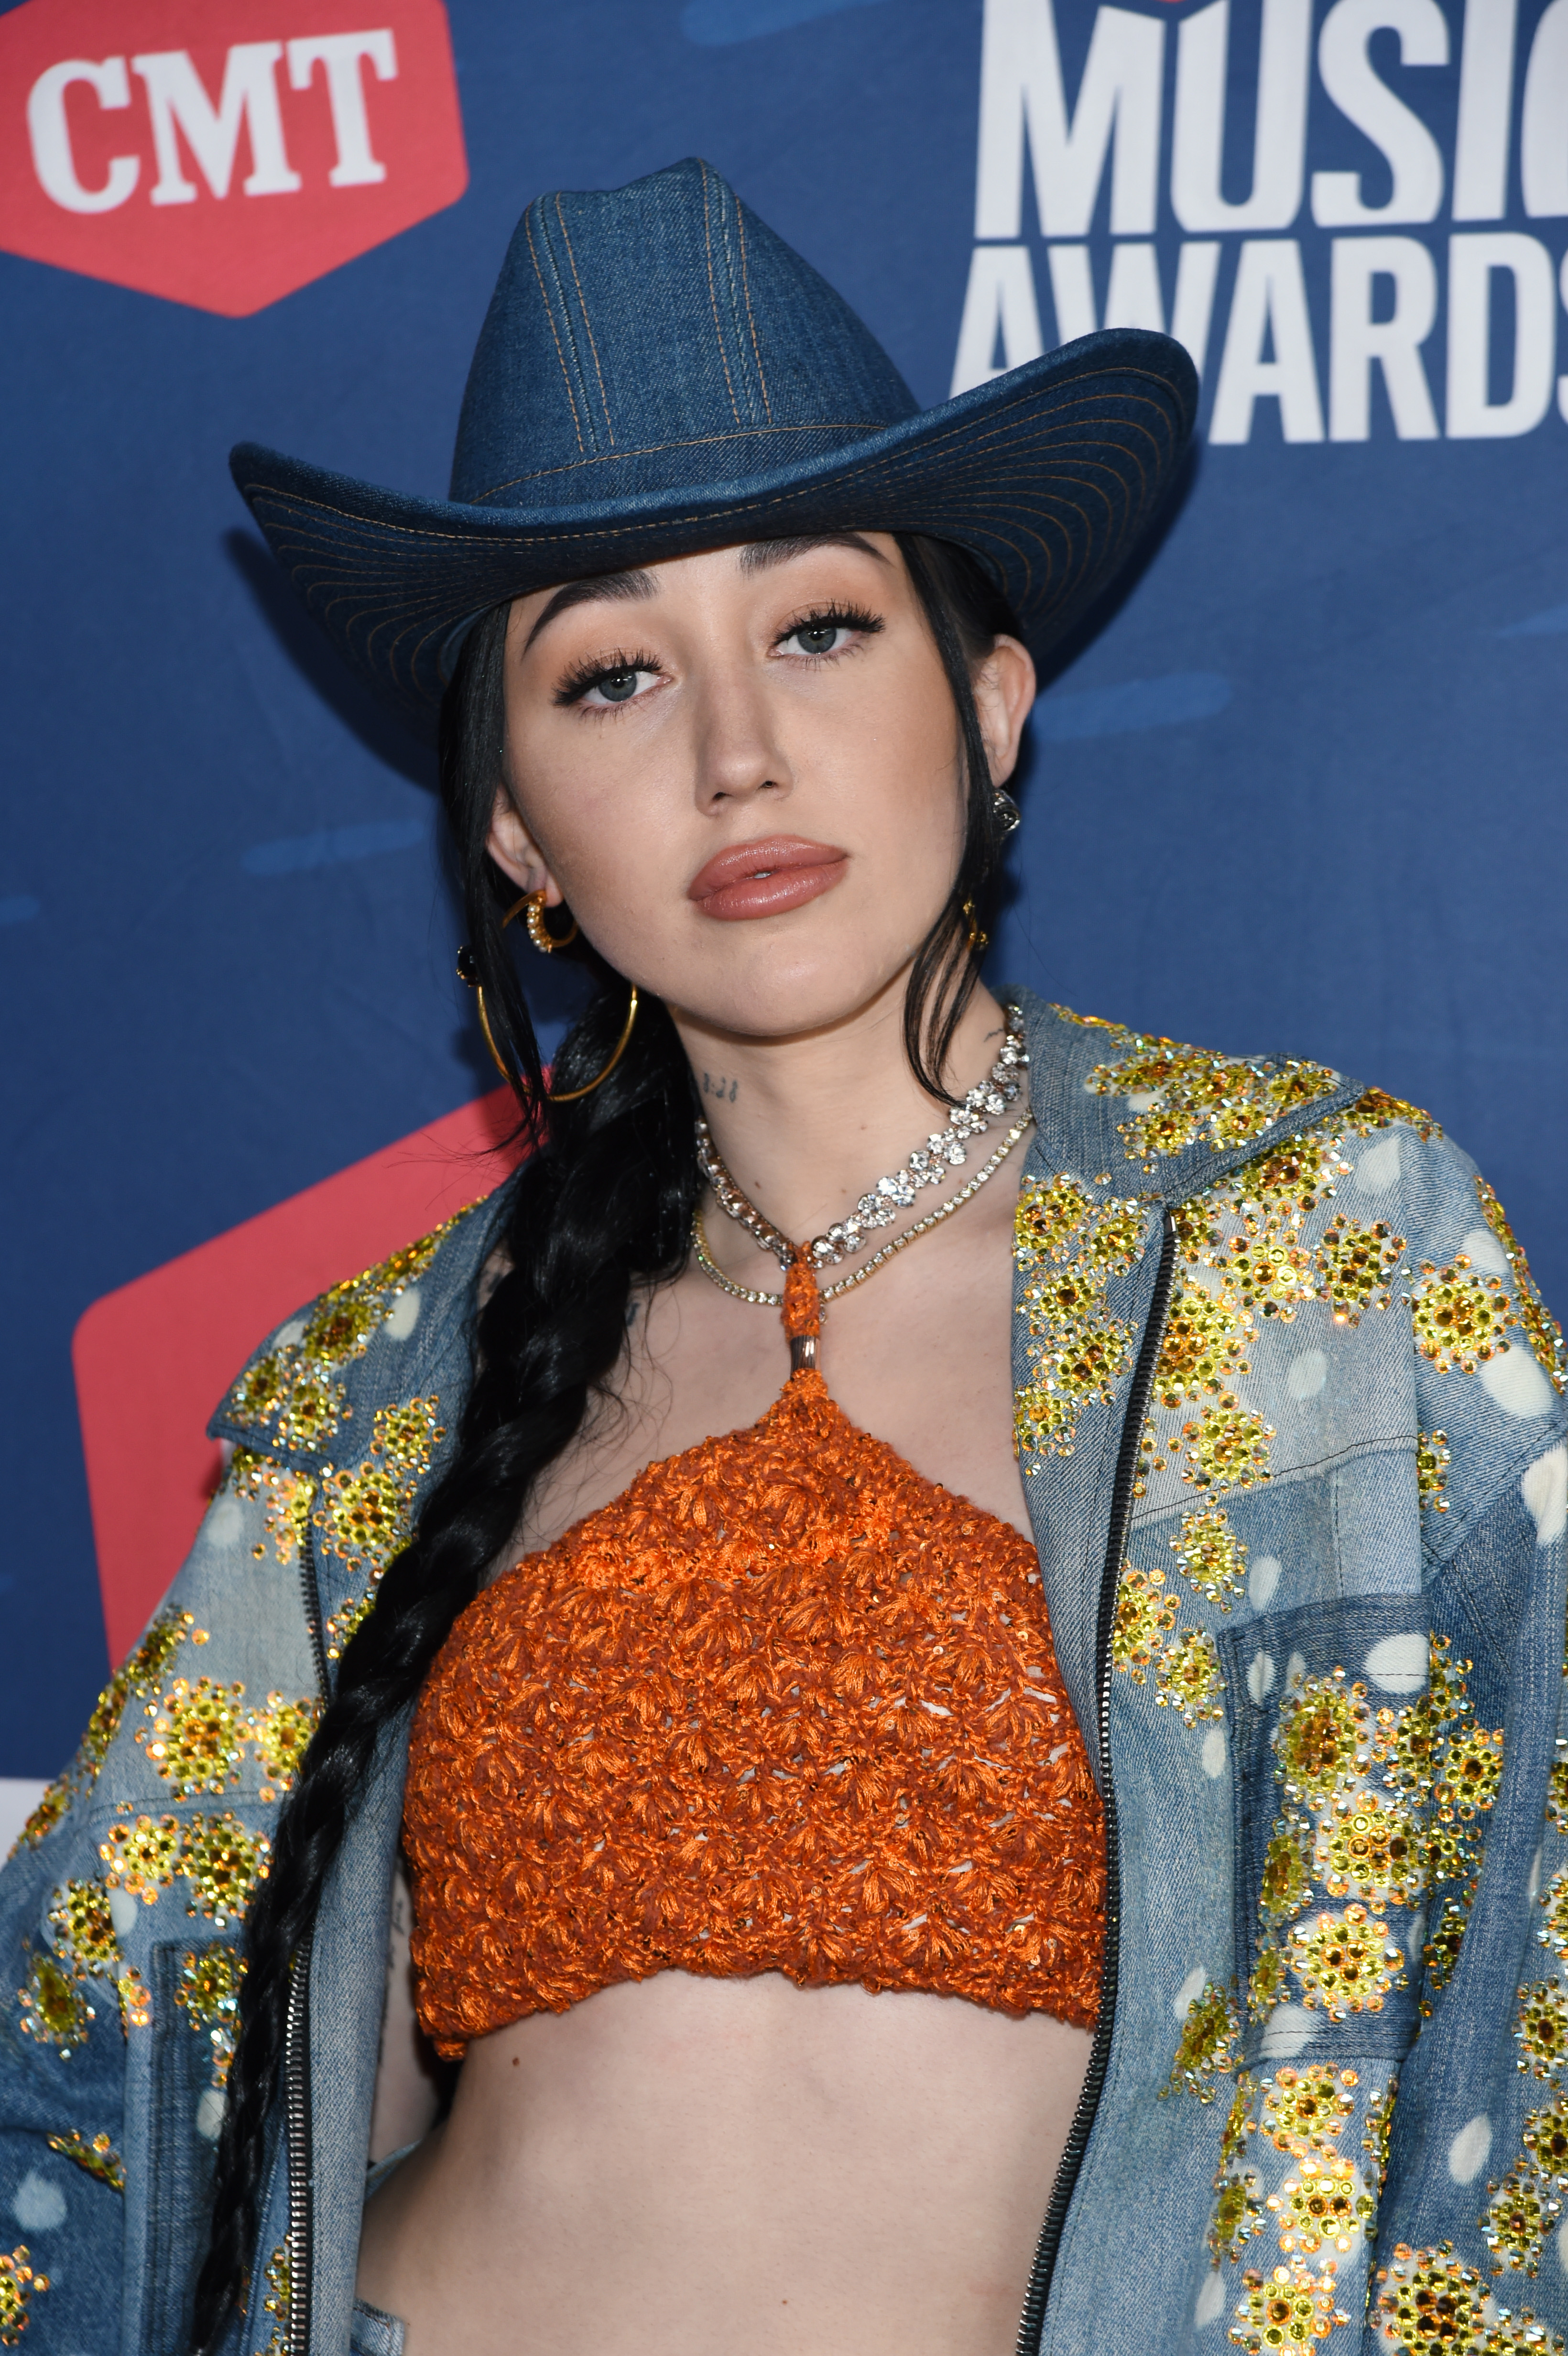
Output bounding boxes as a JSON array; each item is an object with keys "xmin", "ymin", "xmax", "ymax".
[
  {"xmin": 356, "ymin": 1968, "xmax": 1093, "ymax": 2356},
  {"xmin": 358, "ymin": 1245, "xmax": 1103, "ymax": 2355}
]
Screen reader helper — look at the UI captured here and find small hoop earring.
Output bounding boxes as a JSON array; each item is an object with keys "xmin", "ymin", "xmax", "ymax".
[
  {"xmin": 517, "ymin": 889, "xmax": 579, "ymax": 955},
  {"xmin": 963, "ymin": 898, "xmax": 989, "ymax": 955},
  {"xmin": 991, "ymin": 787, "xmax": 1021, "ymax": 836},
  {"xmin": 456, "ymin": 942, "xmax": 640, "ymax": 1102}
]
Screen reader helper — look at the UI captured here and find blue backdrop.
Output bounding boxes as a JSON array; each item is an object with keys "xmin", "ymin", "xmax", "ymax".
[{"xmin": 4, "ymin": 0, "xmax": 1565, "ymax": 1779}]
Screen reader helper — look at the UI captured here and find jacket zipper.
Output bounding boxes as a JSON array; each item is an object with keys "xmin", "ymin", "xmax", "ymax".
[
  {"xmin": 284, "ymin": 1928, "xmax": 316, "ymax": 2356},
  {"xmin": 283, "ymin": 1520, "xmax": 327, "ymax": 2355},
  {"xmin": 1013, "ymin": 1207, "xmax": 1177, "ymax": 2356}
]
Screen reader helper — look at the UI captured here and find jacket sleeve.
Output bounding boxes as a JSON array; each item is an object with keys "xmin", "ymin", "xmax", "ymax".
[
  {"xmin": 0, "ymin": 1445, "xmax": 321, "ymax": 2356},
  {"xmin": 0, "ymin": 1186, "xmax": 500, "ymax": 2355},
  {"xmin": 1363, "ymin": 1117, "xmax": 1568, "ymax": 2348}
]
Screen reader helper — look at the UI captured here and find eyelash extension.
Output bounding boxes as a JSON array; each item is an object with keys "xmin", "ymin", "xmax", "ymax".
[
  {"xmin": 777, "ymin": 601, "xmax": 883, "ymax": 648},
  {"xmin": 554, "ymin": 649, "xmax": 663, "ymax": 707}
]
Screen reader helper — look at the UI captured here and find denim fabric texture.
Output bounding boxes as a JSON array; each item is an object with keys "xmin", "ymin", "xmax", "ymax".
[
  {"xmin": 1, "ymin": 993, "xmax": 1564, "ymax": 2356},
  {"xmin": 229, "ymin": 157, "xmax": 1197, "ymax": 731},
  {"xmin": 348, "ymin": 2299, "xmax": 403, "ymax": 2356}
]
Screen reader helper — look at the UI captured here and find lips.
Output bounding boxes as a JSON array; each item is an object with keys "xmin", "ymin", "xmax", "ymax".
[{"xmin": 687, "ymin": 836, "xmax": 849, "ymax": 922}]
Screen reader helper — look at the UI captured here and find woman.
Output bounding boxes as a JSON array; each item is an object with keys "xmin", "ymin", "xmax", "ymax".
[{"xmin": 3, "ymin": 159, "xmax": 1566, "ymax": 2356}]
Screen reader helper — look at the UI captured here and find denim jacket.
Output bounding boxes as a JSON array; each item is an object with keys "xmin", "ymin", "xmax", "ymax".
[{"xmin": 4, "ymin": 991, "xmax": 1565, "ymax": 2356}]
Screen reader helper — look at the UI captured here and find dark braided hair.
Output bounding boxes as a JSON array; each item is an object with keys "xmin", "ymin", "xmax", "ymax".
[{"xmin": 188, "ymin": 531, "xmax": 1022, "ymax": 2349}]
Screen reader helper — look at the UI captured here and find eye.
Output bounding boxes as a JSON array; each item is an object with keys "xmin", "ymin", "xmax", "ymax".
[
  {"xmin": 787, "ymin": 621, "xmax": 849, "ymax": 657},
  {"xmin": 587, "ymin": 666, "xmax": 648, "ymax": 705},
  {"xmin": 776, "ymin": 604, "xmax": 882, "ymax": 663},
  {"xmin": 557, "ymin": 655, "xmax": 663, "ymax": 709}
]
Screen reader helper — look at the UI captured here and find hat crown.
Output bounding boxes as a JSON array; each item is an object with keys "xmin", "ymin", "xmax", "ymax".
[{"xmin": 451, "ymin": 157, "xmax": 918, "ymax": 513}]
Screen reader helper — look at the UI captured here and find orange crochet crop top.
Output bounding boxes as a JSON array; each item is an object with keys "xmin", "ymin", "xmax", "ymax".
[{"xmin": 403, "ymin": 1256, "xmax": 1105, "ymax": 2057}]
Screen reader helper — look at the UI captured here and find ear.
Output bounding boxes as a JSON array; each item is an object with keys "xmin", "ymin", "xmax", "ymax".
[
  {"xmin": 486, "ymin": 785, "xmax": 567, "ymax": 906},
  {"xmin": 971, "ymin": 634, "xmax": 1036, "ymax": 785}
]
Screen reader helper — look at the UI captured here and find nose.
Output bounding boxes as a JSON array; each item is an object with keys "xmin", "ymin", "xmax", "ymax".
[{"xmin": 687, "ymin": 657, "xmax": 792, "ymax": 813}]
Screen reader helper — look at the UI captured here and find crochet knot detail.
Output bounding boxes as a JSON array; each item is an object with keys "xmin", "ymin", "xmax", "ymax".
[{"xmin": 783, "ymin": 1247, "xmax": 821, "ymax": 1340}]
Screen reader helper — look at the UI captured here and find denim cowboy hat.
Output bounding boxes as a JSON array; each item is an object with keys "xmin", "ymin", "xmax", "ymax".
[{"xmin": 232, "ymin": 157, "xmax": 1197, "ymax": 736}]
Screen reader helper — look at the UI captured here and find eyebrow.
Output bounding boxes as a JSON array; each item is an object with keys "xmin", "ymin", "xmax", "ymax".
[
  {"xmin": 523, "ymin": 568, "xmax": 653, "ymax": 651},
  {"xmin": 738, "ymin": 531, "xmax": 890, "ymax": 572},
  {"xmin": 523, "ymin": 533, "xmax": 890, "ymax": 652}
]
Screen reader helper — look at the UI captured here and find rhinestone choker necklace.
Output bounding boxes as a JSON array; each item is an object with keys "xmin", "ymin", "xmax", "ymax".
[{"xmin": 692, "ymin": 1004, "xmax": 1031, "ymax": 1307}]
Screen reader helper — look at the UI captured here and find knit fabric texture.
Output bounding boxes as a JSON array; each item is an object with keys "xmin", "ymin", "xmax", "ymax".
[{"xmin": 404, "ymin": 1351, "xmax": 1105, "ymax": 2054}]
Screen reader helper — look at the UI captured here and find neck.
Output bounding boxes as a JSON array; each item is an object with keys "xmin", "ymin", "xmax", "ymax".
[{"xmin": 670, "ymin": 973, "xmax": 1014, "ymax": 1258}]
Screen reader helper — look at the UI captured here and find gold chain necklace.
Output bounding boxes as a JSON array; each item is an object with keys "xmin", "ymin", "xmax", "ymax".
[
  {"xmin": 694, "ymin": 1003, "xmax": 1028, "ymax": 1276},
  {"xmin": 691, "ymin": 1108, "xmax": 1034, "ymax": 1309}
]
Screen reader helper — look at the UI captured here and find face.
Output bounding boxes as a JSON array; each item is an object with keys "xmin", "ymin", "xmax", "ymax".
[{"xmin": 488, "ymin": 534, "xmax": 1034, "ymax": 1045}]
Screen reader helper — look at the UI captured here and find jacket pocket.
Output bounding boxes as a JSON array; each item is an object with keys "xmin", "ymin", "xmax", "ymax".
[
  {"xmin": 138, "ymin": 1942, "xmax": 228, "ymax": 2356},
  {"xmin": 1216, "ymin": 1595, "xmax": 1444, "ymax": 2069}
]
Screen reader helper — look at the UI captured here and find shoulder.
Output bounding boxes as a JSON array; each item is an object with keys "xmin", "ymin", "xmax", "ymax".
[
  {"xmin": 208, "ymin": 1170, "xmax": 522, "ymax": 1473},
  {"xmin": 1017, "ymin": 990, "xmax": 1360, "ymax": 1190}
]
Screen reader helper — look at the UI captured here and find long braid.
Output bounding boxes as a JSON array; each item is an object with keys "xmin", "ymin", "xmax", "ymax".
[{"xmin": 190, "ymin": 540, "xmax": 1019, "ymax": 2349}]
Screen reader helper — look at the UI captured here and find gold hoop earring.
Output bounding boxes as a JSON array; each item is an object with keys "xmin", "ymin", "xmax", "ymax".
[
  {"xmin": 456, "ymin": 942, "xmax": 640, "ymax": 1102},
  {"xmin": 963, "ymin": 898, "xmax": 989, "ymax": 955},
  {"xmin": 517, "ymin": 889, "xmax": 579, "ymax": 954}
]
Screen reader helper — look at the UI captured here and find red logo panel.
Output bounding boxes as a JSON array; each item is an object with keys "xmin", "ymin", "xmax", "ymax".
[
  {"xmin": 74, "ymin": 1091, "xmax": 523, "ymax": 1665},
  {"xmin": 0, "ymin": 0, "xmax": 467, "ymax": 314}
]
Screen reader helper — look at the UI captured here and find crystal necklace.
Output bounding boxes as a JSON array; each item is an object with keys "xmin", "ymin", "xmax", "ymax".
[{"xmin": 692, "ymin": 1003, "xmax": 1032, "ymax": 1309}]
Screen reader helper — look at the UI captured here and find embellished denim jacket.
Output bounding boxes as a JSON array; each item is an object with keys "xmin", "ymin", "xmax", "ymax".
[{"xmin": 2, "ymin": 992, "xmax": 1566, "ymax": 2356}]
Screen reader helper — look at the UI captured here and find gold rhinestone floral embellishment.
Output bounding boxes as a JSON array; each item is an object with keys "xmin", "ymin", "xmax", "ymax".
[
  {"xmin": 1211, "ymin": 2171, "xmax": 1266, "ymax": 2264},
  {"xmin": 1312, "ymin": 1219, "xmax": 1405, "ymax": 1324},
  {"xmin": 1260, "ymin": 2066, "xmax": 1358, "ymax": 2155},
  {"xmin": 257, "ymin": 2234, "xmax": 294, "ymax": 2356},
  {"xmin": 180, "ymin": 1815, "xmax": 270, "ymax": 1926},
  {"xmin": 17, "ymin": 1952, "xmax": 93, "ymax": 2056},
  {"xmin": 1155, "ymin": 1628, "xmax": 1225, "ymax": 1726},
  {"xmin": 249, "ymin": 1695, "xmax": 321, "ymax": 1798},
  {"xmin": 1474, "ymin": 1176, "xmax": 1566, "ymax": 1395},
  {"xmin": 1165, "ymin": 1979, "xmax": 1239, "ymax": 2101},
  {"xmin": 1181, "ymin": 1400, "xmax": 1274, "ymax": 1493},
  {"xmin": 1516, "ymin": 1982, "xmax": 1568, "ymax": 2081},
  {"xmin": 1437, "ymin": 1724, "xmax": 1504, "ymax": 1822},
  {"xmin": 1374, "ymin": 2244, "xmax": 1487, "ymax": 2350},
  {"xmin": 1170, "ymin": 1508, "xmax": 1248, "ymax": 1609},
  {"xmin": 1416, "ymin": 1431, "xmax": 1451, "ymax": 1515},
  {"xmin": 15, "ymin": 1611, "xmax": 199, "ymax": 1847},
  {"xmin": 1150, "ymin": 1284, "xmax": 1252, "ymax": 1409},
  {"xmin": 1013, "ymin": 1186, "xmax": 1147, "ymax": 1463},
  {"xmin": 1285, "ymin": 1905, "xmax": 1405, "ymax": 2018},
  {"xmin": 176, "ymin": 1945, "xmax": 245, "ymax": 2085},
  {"xmin": 138, "ymin": 1679, "xmax": 249, "ymax": 1799},
  {"xmin": 316, "ymin": 1396, "xmax": 445, "ymax": 1656},
  {"xmin": 1259, "ymin": 1832, "xmax": 1312, "ymax": 1925},
  {"xmin": 1520, "ymin": 2095, "xmax": 1568, "ymax": 2193},
  {"xmin": 1347, "ymin": 1087, "xmax": 1440, "ymax": 1142},
  {"xmin": 1267, "ymin": 2152, "xmax": 1374, "ymax": 2256},
  {"xmin": 1083, "ymin": 1025, "xmax": 1339, "ymax": 1170},
  {"xmin": 46, "ymin": 2131, "xmax": 124, "ymax": 2192},
  {"xmin": 99, "ymin": 1814, "xmax": 181, "ymax": 1903},
  {"xmin": 1482, "ymin": 2169, "xmax": 1562, "ymax": 2278},
  {"xmin": 1110, "ymin": 1566, "xmax": 1179, "ymax": 1682},
  {"xmin": 1276, "ymin": 1674, "xmax": 1372, "ymax": 1810},
  {"xmin": 1410, "ymin": 1259, "xmax": 1517, "ymax": 1375},
  {"xmin": 1230, "ymin": 2259, "xmax": 1347, "ymax": 2350},
  {"xmin": 46, "ymin": 1879, "xmax": 118, "ymax": 1979},
  {"xmin": 1312, "ymin": 1791, "xmax": 1426, "ymax": 1911},
  {"xmin": 227, "ymin": 1451, "xmax": 315, "ymax": 1567},
  {"xmin": 0, "ymin": 2249, "xmax": 49, "ymax": 2346}
]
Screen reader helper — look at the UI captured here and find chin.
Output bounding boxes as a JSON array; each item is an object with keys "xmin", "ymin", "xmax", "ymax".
[{"xmin": 688, "ymin": 971, "xmax": 911, "ymax": 1044}]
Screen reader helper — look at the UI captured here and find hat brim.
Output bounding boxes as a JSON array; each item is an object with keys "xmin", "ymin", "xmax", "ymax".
[{"xmin": 232, "ymin": 328, "xmax": 1197, "ymax": 738}]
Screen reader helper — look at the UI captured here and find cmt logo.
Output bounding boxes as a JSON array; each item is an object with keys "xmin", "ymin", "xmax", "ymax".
[{"xmin": 0, "ymin": 0, "xmax": 466, "ymax": 315}]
